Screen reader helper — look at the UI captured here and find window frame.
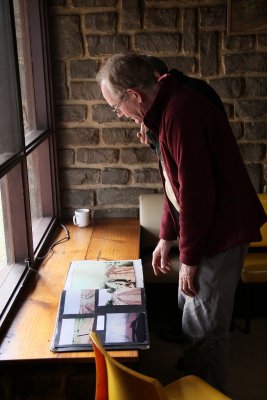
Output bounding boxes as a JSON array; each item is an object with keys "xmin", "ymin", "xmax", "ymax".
[{"xmin": 0, "ymin": 0, "xmax": 60, "ymax": 330}]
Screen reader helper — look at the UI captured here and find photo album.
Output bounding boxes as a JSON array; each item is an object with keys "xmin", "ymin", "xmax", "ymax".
[{"xmin": 51, "ymin": 259, "xmax": 149, "ymax": 352}]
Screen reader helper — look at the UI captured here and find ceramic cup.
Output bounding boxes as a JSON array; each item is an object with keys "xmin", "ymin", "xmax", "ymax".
[{"xmin": 73, "ymin": 208, "xmax": 90, "ymax": 228}]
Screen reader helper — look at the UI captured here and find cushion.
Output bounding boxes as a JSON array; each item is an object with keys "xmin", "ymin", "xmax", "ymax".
[
  {"xmin": 241, "ymin": 253, "xmax": 267, "ymax": 283},
  {"xmin": 139, "ymin": 193, "xmax": 178, "ymax": 249},
  {"xmin": 139, "ymin": 193, "xmax": 164, "ymax": 249},
  {"xmin": 139, "ymin": 194, "xmax": 180, "ymax": 283}
]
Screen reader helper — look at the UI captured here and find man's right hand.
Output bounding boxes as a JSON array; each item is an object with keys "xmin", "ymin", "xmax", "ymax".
[
  {"xmin": 179, "ymin": 263, "xmax": 198, "ymax": 297},
  {"xmin": 152, "ymin": 239, "xmax": 173, "ymax": 276}
]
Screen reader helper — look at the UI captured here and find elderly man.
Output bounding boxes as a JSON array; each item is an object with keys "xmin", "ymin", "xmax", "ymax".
[{"xmin": 96, "ymin": 53, "xmax": 267, "ymax": 393}]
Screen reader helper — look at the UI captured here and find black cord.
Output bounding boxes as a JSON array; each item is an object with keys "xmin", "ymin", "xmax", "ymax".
[
  {"xmin": 25, "ymin": 224, "xmax": 70, "ymax": 270},
  {"xmin": 36, "ymin": 224, "xmax": 70, "ymax": 260}
]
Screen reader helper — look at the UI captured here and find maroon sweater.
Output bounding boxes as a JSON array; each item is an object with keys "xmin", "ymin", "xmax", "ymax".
[{"xmin": 144, "ymin": 74, "xmax": 267, "ymax": 266}]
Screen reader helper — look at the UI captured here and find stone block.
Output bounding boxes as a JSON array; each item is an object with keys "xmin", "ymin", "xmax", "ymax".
[
  {"xmin": 87, "ymin": 35, "xmax": 129, "ymax": 56},
  {"xmin": 209, "ymin": 77, "xmax": 244, "ymax": 98},
  {"xmin": 52, "ymin": 61, "xmax": 67, "ymax": 100},
  {"xmin": 244, "ymin": 122, "xmax": 267, "ymax": 140},
  {"xmin": 77, "ymin": 148, "xmax": 119, "ymax": 164},
  {"xmin": 62, "ymin": 189, "xmax": 94, "ymax": 207},
  {"xmin": 235, "ymin": 100, "xmax": 267, "ymax": 120},
  {"xmin": 60, "ymin": 168, "xmax": 100, "ymax": 185},
  {"xmin": 224, "ymin": 53, "xmax": 267, "ymax": 74},
  {"xmin": 93, "ymin": 207, "xmax": 138, "ymax": 219},
  {"xmin": 144, "ymin": 8, "xmax": 178, "ymax": 29},
  {"xmin": 163, "ymin": 56, "xmax": 195, "ymax": 74},
  {"xmin": 245, "ymin": 163, "xmax": 263, "ymax": 192},
  {"xmin": 133, "ymin": 168, "xmax": 161, "ymax": 184},
  {"xmin": 97, "ymin": 187, "xmax": 154, "ymax": 205},
  {"xmin": 59, "ymin": 149, "xmax": 75, "ymax": 166},
  {"xmin": 200, "ymin": 5, "xmax": 226, "ymax": 28},
  {"xmin": 229, "ymin": 121, "xmax": 243, "ymax": 140},
  {"xmin": 58, "ymin": 128, "xmax": 99, "ymax": 146},
  {"xmin": 85, "ymin": 13, "xmax": 117, "ymax": 33},
  {"xmin": 71, "ymin": 82, "xmax": 102, "ymax": 100},
  {"xmin": 102, "ymin": 128, "xmax": 139, "ymax": 144},
  {"xmin": 101, "ymin": 168, "xmax": 130, "ymax": 184},
  {"xmin": 50, "ymin": 16, "xmax": 83, "ymax": 59},
  {"xmin": 121, "ymin": 0, "xmax": 141, "ymax": 30},
  {"xmin": 92, "ymin": 104, "xmax": 117, "ymax": 123},
  {"xmin": 223, "ymin": 35, "xmax": 254, "ymax": 51},
  {"xmin": 200, "ymin": 32, "xmax": 218, "ymax": 76},
  {"xmin": 56, "ymin": 105, "xmax": 87, "ymax": 123},
  {"xmin": 239, "ymin": 143, "xmax": 266, "ymax": 162},
  {"xmin": 70, "ymin": 60, "xmax": 98, "ymax": 79},
  {"xmin": 183, "ymin": 8, "xmax": 197, "ymax": 54},
  {"xmin": 121, "ymin": 148, "xmax": 157, "ymax": 164},
  {"xmin": 223, "ymin": 103, "xmax": 233, "ymax": 118},
  {"xmin": 245, "ymin": 78, "xmax": 267, "ymax": 97},
  {"xmin": 134, "ymin": 33, "xmax": 181, "ymax": 53}
]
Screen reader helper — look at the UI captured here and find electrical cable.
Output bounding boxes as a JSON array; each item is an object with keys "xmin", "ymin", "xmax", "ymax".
[
  {"xmin": 36, "ymin": 223, "xmax": 70, "ymax": 260},
  {"xmin": 25, "ymin": 224, "xmax": 70, "ymax": 271}
]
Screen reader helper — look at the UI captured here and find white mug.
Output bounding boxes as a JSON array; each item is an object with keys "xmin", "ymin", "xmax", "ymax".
[{"xmin": 73, "ymin": 208, "xmax": 90, "ymax": 228}]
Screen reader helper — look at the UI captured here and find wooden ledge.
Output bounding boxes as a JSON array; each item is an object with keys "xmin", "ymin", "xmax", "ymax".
[{"xmin": 0, "ymin": 218, "xmax": 140, "ymax": 364}]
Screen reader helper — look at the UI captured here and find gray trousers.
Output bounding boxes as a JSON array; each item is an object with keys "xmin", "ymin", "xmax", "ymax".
[{"xmin": 178, "ymin": 243, "xmax": 248, "ymax": 393}]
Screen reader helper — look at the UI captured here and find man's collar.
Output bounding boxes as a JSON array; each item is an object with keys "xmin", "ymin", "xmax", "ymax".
[{"xmin": 143, "ymin": 73, "xmax": 181, "ymax": 133}]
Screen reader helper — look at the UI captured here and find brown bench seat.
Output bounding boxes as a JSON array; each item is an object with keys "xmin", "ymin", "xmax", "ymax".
[{"xmin": 139, "ymin": 193, "xmax": 180, "ymax": 283}]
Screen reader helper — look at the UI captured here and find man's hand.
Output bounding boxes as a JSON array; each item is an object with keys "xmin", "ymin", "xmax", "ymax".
[
  {"xmin": 179, "ymin": 263, "xmax": 198, "ymax": 297},
  {"xmin": 152, "ymin": 239, "xmax": 173, "ymax": 276},
  {"xmin": 137, "ymin": 122, "xmax": 149, "ymax": 144}
]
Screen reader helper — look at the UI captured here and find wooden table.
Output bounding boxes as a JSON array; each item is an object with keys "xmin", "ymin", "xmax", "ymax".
[{"xmin": 0, "ymin": 218, "xmax": 140, "ymax": 363}]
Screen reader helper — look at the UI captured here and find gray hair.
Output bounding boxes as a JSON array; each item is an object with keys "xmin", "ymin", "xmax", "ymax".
[
  {"xmin": 140, "ymin": 55, "xmax": 168, "ymax": 76},
  {"xmin": 96, "ymin": 53, "xmax": 158, "ymax": 97}
]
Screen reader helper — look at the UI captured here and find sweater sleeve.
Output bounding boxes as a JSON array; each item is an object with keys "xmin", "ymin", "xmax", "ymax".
[{"xmin": 160, "ymin": 99, "xmax": 217, "ymax": 266}]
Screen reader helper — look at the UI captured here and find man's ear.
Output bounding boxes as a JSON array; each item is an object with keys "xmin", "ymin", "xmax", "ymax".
[{"xmin": 126, "ymin": 88, "xmax": 143, "ymax": 103}]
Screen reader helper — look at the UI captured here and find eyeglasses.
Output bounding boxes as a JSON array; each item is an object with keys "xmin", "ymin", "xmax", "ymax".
[{"xmin": 112, "ymin": 91, "xmax": 127, "ymax": 115}]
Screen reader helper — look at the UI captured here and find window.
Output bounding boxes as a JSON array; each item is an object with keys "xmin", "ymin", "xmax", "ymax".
[{"xmin": 0, "ymin": 0, "xmax": 60, "ymax": 328}]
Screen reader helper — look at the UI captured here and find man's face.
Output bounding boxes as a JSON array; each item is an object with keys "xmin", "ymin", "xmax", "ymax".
[{"xmin": 101, "ymin": 81, "xmax": 144, "ymax": 124}]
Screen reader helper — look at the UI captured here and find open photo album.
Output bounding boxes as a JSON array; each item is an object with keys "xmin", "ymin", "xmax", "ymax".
[{"xmin": 51, "ymin": 259, "xmax": 149, "ymax": 352}]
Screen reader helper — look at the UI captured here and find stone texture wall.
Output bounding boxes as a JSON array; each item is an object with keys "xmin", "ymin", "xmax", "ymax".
[{"xmin": 49, "ymin": 0, "xmax": 267, "ymax": 219}]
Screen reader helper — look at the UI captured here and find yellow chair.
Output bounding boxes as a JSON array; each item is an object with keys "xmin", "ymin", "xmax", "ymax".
[
  {"xmin": 241, "ymin": 193, "xmax": 267, "ymax": 333},
  {"xmin": 90, "ymin": 332, "xmax": 231, "ymax": 400}
]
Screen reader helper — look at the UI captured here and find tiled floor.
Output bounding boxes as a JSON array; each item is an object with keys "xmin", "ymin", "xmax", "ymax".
[{"xmin": 138, "ymin": 283, "xmax": 267, "ymax": 400}]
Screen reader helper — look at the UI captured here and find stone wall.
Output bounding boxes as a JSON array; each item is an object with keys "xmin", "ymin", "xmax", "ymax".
[{"xmin": 48, "ymin": 0, "xmax": 267, "ymax": 220}]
